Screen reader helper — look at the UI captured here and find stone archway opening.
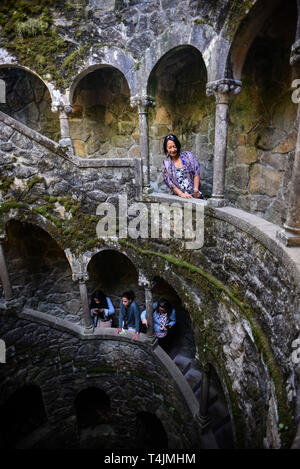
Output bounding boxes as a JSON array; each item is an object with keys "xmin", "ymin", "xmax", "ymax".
[
  {"xmin": 147, "ymin": 45, "xmax": 214, "ymax": 196},
  {"xmin": 135, "ymin": 411, "xmax": 168, "ymax": 450},
  {"xmin": 0, "ymin": 384, "xmax": 47, "ymax": 449},
  {"xmin": 74, "ymin": 386, "xmax": 114, "ymax": 449},
  {"xmin": 4, "ymin": 220, "xmax": 79, "ymax": 321},
  {"xmin": 152, "ymin": 275, "xmax": 195, "ymax": 359},
  {"xmin": 0, "ymin": 66, "xmax": 60, "ymax": 141},
  {"xmin": 87, "ymin": 249, "xmax": 144, "ymax": 327},
  {"xmin": 69, "ymin": 66, "xmax": 139, "ymax": 158},
  {"xmin": 227, "ymin": 0, "xmax": 297, "ymax": 225}
]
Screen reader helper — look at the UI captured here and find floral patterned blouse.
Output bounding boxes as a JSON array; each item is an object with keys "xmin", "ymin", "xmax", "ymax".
[{"xmin": 162, "ymin": 150, "xmax": 200, "ymax": 194}]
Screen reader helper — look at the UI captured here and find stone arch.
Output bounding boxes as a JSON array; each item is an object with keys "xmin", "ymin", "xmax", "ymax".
[
  {"xmin": 138, "ymin": 22, "xmax": 218, "ymax": 94},
  {"xmin": 4, "ymin": 219, "xmax": 79, "ymax": 321},
  {"xmin": 226, "ymin": 0, "xmax": 285, "ymax": 80},
  {"xmin": 87, "ymin": 248, "xmax": 144, "ymax": 324},
  {"xmin": 135, "ymin": 411, "xmax": 168, "ymax": 449},
  {"xmin": 151, "ymin": 275, "xmax": 196, "ymax": 358},
  {"xmin": 68, "ymin": 47, "xmax": 137, "ymax": 100},
  {"xmin": 0, "ymin": 64, "xmax": 60, "ymax": 141},
  {"xmin": 74, "ymin": 386, "xmax": 111, "ymax": 432},
  {"xmin": 226, "ymin": 0, "xmax": 298, "ymax": 225},
  {"xmin": 0, "ymin": 384, "xmax": 47, "ymax": 449},
  {"xmin": 146, "ymin": 44, "xmax": 214, "ymax": 195},
  {"xmin": 2, "ymin": 212, "xmax": 65, "ymax": 251},
  {"xmin": 68, "ymin": 64, "xmax": 139, "ymax": 158}
]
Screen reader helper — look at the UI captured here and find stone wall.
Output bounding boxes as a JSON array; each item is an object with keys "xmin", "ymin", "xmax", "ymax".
[
  {"xmin": 115, "ymin": 205, "xmax": 300, "ymax": 448},
  {"xmin": 0, "ymin": 111, "xmax": 141, "ymax": 251},
  {"xmin": 70, "ymin": 67, "xmax": 139, "ymax": 159},
  {"xmin": 226, "ymin": 1, "xmax": 297, "ymax": 225},
  {"xmin": 0, "ymin": 312, "xmax": 201, "ymax": 449}
]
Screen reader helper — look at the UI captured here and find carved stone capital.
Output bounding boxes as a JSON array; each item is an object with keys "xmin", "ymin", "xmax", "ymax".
[
  {"xmin": 206, "ymin": 79, "xmax": 242, "ymax": 103},
  {"xmin": 51, "ymin": 104, "xmax": 73, "ymax": 115},
  {"xmin": 64, "ymin": 249, "xmax": 91, "ymax": 282},
  {"xmin": 138, "ymin": 273, "xmax": 154, "ymax": 289},
  {"xmin": 130, "ymin": 95, "xmax": 155, "ymax": 112}
]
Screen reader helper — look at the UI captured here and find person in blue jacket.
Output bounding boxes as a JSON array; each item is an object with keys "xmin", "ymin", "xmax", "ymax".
[
  {"xmin": 89, "ymin": 290, "xmax": 115, "ymax": 330},
  {"xmin": 116, "ymin": 290, "xmax": 140, "ymax": 341},
  {"xmin": 141, "ymin": 298, "xmax": 176, "ymax": 350}
]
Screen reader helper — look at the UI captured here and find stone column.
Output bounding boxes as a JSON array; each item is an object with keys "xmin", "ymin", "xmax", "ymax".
[
  {"xmin": 138, "ymin": 275, "xmax": 155, "ymax": 339},
  {"xmin": 0, "ymin": 235, "xmax": 13, "ymax": 300},
  {"xmin": 65, "ymin": 249, "xmax": 93, "ymax": 332},
  {"xmin": 0, "ymin": 78, "xmax": 6, "ymax": 104},
  {"xmin": 52, "ymin": 104, "xmax": 73, "ymax": 147},
  {"xmin": 77, "ymin": 274, "xmax": 93, "ymax": 332},
  {"xmin": 199, "ymin": 363, "xmax": 211, "ymax": 432},
  {"xmin": 206, "ymin": 79, "xmax": 242, "ymax": 207},
  {"xmin": 130, "ymin": 95, "xmax": 155, "ymax": 190},
  {"xmin": 277, "ymin": 15, "xmax": 300, "ymax": 246}
]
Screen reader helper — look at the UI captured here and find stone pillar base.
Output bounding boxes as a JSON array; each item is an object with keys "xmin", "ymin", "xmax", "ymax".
[
  {"xmin": 148, "ymin": 335, "xmax": 158, "ymax": 347},
  {"xmin": 276, "ymin": 228, "xmax": 300, "ymax": 247},
  {"xmin": 59, "ymin": 137, "xmax": 73, "ymax": 147},
  {"xmin": 206, "ymin": 197, "xmax": 228, "ymax": 208}
]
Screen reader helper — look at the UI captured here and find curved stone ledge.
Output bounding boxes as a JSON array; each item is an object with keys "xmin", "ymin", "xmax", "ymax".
[
  {"xmin": 17, "ymin": 307, "xmax": 200, "ymax": 419},
  {"xmin": 150, "ymin": 192, "xmax": 300, "ymax": 287},
  {"xmin": 211, "ymin": 206, "xmax": 300, "ymax": 287}
]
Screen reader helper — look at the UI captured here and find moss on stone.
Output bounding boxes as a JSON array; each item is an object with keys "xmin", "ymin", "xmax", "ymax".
[
  {"xmin": 0, "ymin": 201, "xmax": 26, "ymax": 213},
  {"xmin": 27, "ymin": 175, "xmax": 45, "ymax": 190},
  {"xmin": 223, "ymin": 0, "xmax": 256, "ymax": 41},
  {"xmin": 62, "ymin": 45, "xmax": 90, "ymax": 78},
  {"xmin": 0, "ymin": 1, "xmax": 69, "ymax": 88},
  {"xmin": 0, "ymin": 176, "xmax": 15, "ymax": 195}
]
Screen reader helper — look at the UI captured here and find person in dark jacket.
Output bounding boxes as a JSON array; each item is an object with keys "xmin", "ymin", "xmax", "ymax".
[{"xmin": 116, "ymin": 290, "xmax": 140, "ymax": 341}]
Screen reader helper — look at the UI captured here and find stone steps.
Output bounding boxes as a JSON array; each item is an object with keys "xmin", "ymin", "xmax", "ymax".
[{"xmin": 172, "ymin": 353, "xmax": 234, "ymax": 449}]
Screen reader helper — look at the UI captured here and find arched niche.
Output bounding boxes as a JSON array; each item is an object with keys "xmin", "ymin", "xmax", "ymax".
[
  {"xmin": 147, "ymin": 45, "xmax": 214, "ymax": 196},
  {"xmin": 74, "ymin": 387, "xmax": 114, "ymax": 449},
  {"xmin": 69, "ymin": 65, "xmax": 139, "ymax": 159},
  {"xmin": 135, "ymin": 411, "xmax": 168, "ymax": 450},
  {"xmin": 226, "ymin": 0, "xmax": 283, "ymax": 81},
  {"xmin": 0, "ymin": 65, "xmax": 60, "ymax": 141},
  {"xmin": 152, "ymin": 275, "xmax": 196, "ymax": 359},
  {"xmin": 0, "ymin": 384, "xmax": 47, "ymax": 449},
  {"xmin": 87, "ymin": 249, "xmax": 144, "ymax": 325},
  {"xmin": 226, "ymin": 0, "xmax": 297, "ymax": 225},
  {"xmin": 4, "ymin": 220, "xmax": 79, "ymax": 321}
]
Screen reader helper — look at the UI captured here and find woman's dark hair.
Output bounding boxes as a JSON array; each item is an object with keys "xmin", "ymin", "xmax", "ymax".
[
  {"xmin": 121, "ymin": 290, "xmax": 135, "ymax": 301},
  {"xmin": 157, "ymin": 298, "xmax": 172, "ymax": 315},
  {"xmin": 163, "ymin": 134, "xmax": 181, "ymax": 155},
  {"xmin": 90, "ymin": 290, "xmax": 108, "ymax": 309}
]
